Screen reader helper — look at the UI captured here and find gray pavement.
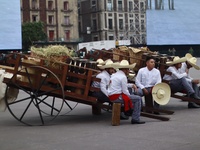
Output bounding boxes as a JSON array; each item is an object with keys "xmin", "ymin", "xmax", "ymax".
[{"xmin": 1, "ymin": 59, "xmax": 200, "ymax": 150}]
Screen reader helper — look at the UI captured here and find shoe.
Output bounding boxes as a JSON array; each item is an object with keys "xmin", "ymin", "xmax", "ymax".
[
  {"xmin": 188, "ymin": 102, "xmax": 200, "ymax": 109},
  {"xmin": 120, "ymin": 112, "xmax": 129, "ymax": 120},
  {"xmin": 190, "ymin": 94, "xmax": 200, "ymax": 100},
  {"xmin": 131, "ymin": 119, "xmax": 145, "ymax": 124},
  {"xmin": 124, "ymin": 109, "xmax": 133, "ymax": 116},
  {"xmin": 153, "ymin": 111, "xmax": 160, "ymax": 115}
]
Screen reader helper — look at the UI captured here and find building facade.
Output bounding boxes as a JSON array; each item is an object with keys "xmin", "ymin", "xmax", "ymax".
[
  {"xmin": 20, "ymin": 0, "xmax": 79, "ymax": 48},
  {"xmin": 79, "ymin": 0, "xmax": 147, "ymax": 45}
]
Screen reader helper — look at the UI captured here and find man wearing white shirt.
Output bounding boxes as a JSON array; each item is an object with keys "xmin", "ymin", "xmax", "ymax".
[
  {"xmin": 178, "ymin": 54, "xmax": 200, "ymax": 98},
  {"xmin": 92, "ymin": 59, "xmax": 115, "ymax": 103},
  {"xmin": 163, "ymin": 56, "xmax": 200, "ymax": 108},
  {"xmin": 108, "ymin": 60, "xmax": 145, "ymax": 124},
  {"xmin": 135, "ymin": 57, "xmax": 161, "ymax": 108}
]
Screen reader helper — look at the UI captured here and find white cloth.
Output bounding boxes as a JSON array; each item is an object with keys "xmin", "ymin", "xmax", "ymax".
[
  {"xmin": 0, "ymin": 70, "xmax": 19, "ymax": 112},
  {"xmin": 135, "ymin": 67, "xmax": 161, "ymax": 89},
  {"xmin": 92, "ymin": 70, "xmax": 110, "ymax": 96},
  {"xmin": 163, "ymin": 66, "xmax": 187, "ymax": 81},
  {"xmin": 178, "ymin": 62, "xmax": 193, "ymax": 82},
  {"xmin": 108, "ymin": 70, "xmax": 130, "ymax": 96}
]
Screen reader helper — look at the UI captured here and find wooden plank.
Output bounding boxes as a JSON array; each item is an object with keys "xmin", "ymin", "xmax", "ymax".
[
  {"xmin": 111, "ymin": 103, "xmax": 121, "ymax": 126},
  {"xmin": 141, "ymin": 112, "xmax": 170, "ymax": 121}
]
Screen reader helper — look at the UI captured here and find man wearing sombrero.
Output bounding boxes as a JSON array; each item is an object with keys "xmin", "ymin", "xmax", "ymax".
[
  {"xmin": 108, "ymin": 60, "xmax": 145, "ymax": 124},
  {"xmin": 179, "ymin": 53, "xmax": 200, "ymax": 99},
  {"xmin": 91, "ymin": 59, "xmax": 115, "ymax": 103},
  {"xmin": 163, "ymin": 56, "xmax": 200, "ymax": 108}
]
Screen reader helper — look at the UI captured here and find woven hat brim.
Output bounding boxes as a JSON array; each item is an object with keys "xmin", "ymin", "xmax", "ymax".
[
  {"xmin": 187, "ymin": 61, "xmax": 200, "ymax": 70},
  {"xmin": 166, "ymin": 57, "xmax": 186, "ymax": 65},
  {"xmin": 152, "ymin": 83, "xmax": 171, "ymax": 105},
  {"xmin": 112, "ymin": 63, "xmax": 136, "ymax": 69}
]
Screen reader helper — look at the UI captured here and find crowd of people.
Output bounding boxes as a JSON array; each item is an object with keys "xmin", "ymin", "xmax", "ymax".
[{"xmin": 91, "ymin": 53, "xmax": 200, "ymax": 125}]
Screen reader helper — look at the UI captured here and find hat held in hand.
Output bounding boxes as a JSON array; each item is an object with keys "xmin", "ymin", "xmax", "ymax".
[{"xmin": 152, "ymin": 83, "xmax": 171, "ymax": 105}]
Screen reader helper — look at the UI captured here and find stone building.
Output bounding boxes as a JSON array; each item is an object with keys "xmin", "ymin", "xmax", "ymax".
[
  {"xmin": 20, "ymin": 0, "xmax": 79, "ymax": 49},
  {"xmin": 79, "ymin": 0, "xmax": 147, "ymax": 45}
]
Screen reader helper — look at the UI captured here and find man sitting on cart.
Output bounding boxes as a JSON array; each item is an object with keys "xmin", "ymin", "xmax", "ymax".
[
  {"xmin": 108, "ymin": 60, "xmax": 145, "ymax": 124},
  {"xmin": 91, "ymin": 59, "xmax": 115, "ymax": 103}
]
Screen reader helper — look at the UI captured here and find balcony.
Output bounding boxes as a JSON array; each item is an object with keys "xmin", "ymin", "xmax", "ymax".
[
  {"xmin": 61, "ymin": 23, "xmax": 73, "ymax": 27},
  {"xmin": 61, "ymin": 9, "xmax": 73, "ymax": 13}
]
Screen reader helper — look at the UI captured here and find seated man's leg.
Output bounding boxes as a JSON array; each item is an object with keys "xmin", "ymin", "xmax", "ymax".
[
  {"xmin": 129, "ymin": 94, "xmax": 142, "ymax": 121},
  {"xmin": 92, "ymin": 91, "xmax": 110, "ymax": 103}
]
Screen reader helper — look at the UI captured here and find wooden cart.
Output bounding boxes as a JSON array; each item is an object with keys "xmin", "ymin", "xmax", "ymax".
[{"xmin": 1, "ymin": 53, "xmax": 170, "ymax": 126}]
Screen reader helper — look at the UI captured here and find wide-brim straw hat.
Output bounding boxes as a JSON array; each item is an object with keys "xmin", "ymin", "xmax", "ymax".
[
  {"xmin": 185, "ymin": 53, "xmax": 200, "ymax": 70},
  {"xmin": 152, "ymin": 83, "xmax": 171, "ymax": 105},
  {"xmin": 128, "ymin": 47, "xmax": 141, "ymax": 53},
  {"xmin": 97, "ymin": 59, "xmax": 114, "ymax": 69},
  {"xmin": 96, "ymin": 59, "xmax": 105, "ymax": 65},
  {"xmin": 112, "ymin": 60, "xmax": 136, "ymax": 69},
  {"xmin": 166, "ymin": 56, "xmax": 186, "ymax": 65}
]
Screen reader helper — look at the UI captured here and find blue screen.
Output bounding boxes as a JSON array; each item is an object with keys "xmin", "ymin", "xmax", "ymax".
[
  {"xmin": 0, "ymin": 0, "xmax": 22, "ymax": 50},
  {"xmin": 146, "ymin": 0, "xmax": 200, "ymax": 45}
]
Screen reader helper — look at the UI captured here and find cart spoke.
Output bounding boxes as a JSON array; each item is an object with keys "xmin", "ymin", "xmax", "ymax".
[
  {"xmin": 37, "ymin": 86, "xmax": 62, "ymax": 97},
  {"xmin": 8, "ymin": 96, "xmax": 32, "ymax": 105},
  {"xmin": 64, "ymin": 100, "xmax": 74, "ymax": 110},
  {"xmin": 24, "ymin": 68, "xmax": 34, "ymax": 90},
  {"xmin": 36, "ymin": 72, "xmax": 50, "ymax": 93},
  {"xmin": 11, "ymin": 81, "xmax": 31, "ymax": 95},
  {"xmin": 34, "ymin": 98, "xmax": 44, "ymax": 125},
  {"xmin": 19, "ymin": 98, "xmax": 34, "ymax": 121},
  {"xmin": 36, "ymin": 97, "xmax": 60, "ymax": 112}
]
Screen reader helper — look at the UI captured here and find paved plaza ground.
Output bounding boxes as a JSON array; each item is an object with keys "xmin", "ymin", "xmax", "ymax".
[{"xmin": 0, "ymin": 59, "xmax": 200, "ymax": 150}]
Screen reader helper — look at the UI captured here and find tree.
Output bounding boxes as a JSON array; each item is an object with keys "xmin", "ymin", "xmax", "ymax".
[{"xmin": 22, "ymin": 21, "xmax": 47, "ymax": 52}]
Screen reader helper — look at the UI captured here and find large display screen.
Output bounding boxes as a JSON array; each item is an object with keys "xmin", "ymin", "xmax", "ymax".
[
  {"xmin": 0, "ymin": 1, "xmax": 22, "ymax": 50},
  {"xmin": 146, "ymin": 0, "xmax": 200, "ymax": 45}
]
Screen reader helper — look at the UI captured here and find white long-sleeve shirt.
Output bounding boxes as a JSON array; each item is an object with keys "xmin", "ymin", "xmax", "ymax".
[
  {"xmin": 108, "ymin": 70, "xmax": 130, "ymax": 96},
  {"xmin": 92, "ymin": 70, "xmax": 110, "ymax": 96},
  {"xmin": 135, "ymin": 67, "xmax": 161, "ymax": 89},
  {"xmin": 178, "ymin": 62, "xmax": 193, "ymax": 82},
  {"xmin": 163, "ymin": 66, "xmax": 187, "ymax": 81}
]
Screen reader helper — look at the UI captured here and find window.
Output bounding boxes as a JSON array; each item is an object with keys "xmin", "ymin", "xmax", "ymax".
[
  {"xmin": 140, "ymin": 2, "xmax": 144, "ymax": 11},
  {"xmin": 107, "ymin": 0, "xmax": 112, "ymax": 11},
  {"xmin": 48, "ymin": 1, "xmax": 53, "ymax": 10},
  {"xmin": 118, "ymin": 0, "xmax": 122, "ymax": 11},
  {"xmin": 93, "ymin": 36, "xmax": 98, "ymax": 41},
  {"xmin": 32, "ymin": 0, "xmax": 38, "ymax": 9},
  {"xmin": 119, "ymin": 19, "xmax": 123, "ymax": 30},
  {"xmin": 49, "ymin": 30, "xmax": 54, "ymax": 41},
  {"xmin": 91, "ymin": 0, "xmax": 96, "ymax": 11},
  {"xmin": 48, "ymin": 15, "xmax": 54, "ymax": 24},
  {"xmin": 65, "ymin": 30, "xmax": 70, "ymax": 41},
  {"xmin": 129, "ymin": 1, "xmax": 133, "ymax": 11},
  {"xmin": 130, "ymin": 19, "xmax": 134, "ymax": 30},
  {"xmin": 64, "ymin": 16, "xmax": 70, "ymax": 25},
  {"xmin": 92, "ymin": 19, "xmax": 97, "ymax": 30},
  {"xmin": 64, "ymin": 1, "xmax": 69, "ymax": 10},
  {"xmin": 109, "ymin": 36, "xmax": 114, "ymax": 40},
  {"xmin": 32, "ymin": 15, "xmax": 38, "ymax": 22},
  {"xmin": 108, "ymin": 19, "xmax": 113, "ymax": 29}
]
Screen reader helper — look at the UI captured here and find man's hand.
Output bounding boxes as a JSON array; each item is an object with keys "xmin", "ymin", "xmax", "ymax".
[
  {"xmin": 142, "ymin": 88, "xmax": 149, "ymax": 95},
  {"xmin": 132, "ymin": 84, "xmax": 138, "ymax": 93}
]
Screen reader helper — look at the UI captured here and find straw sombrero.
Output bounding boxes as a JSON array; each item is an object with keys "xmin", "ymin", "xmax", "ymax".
[
  {"xmin": 113, "ymin": 60, "xmax": 136, "ymax": 69},
  {"xmin": 96, "ymin": 59, "xmax": 105, "ymax": 65},
  {"xmin": 166, "ymin": 56, "xmax": 186, "ymax": 65},
  {"xmin": 152, "ymin": 83, "xmax": 171, "ymax": 105},
  {"xmin": 185, "ymin": 53, "xmax": 200, "ymax": 70},
  {"xmin": 97, "ymin": 59, "xmax": 114, "ymax": 69}
]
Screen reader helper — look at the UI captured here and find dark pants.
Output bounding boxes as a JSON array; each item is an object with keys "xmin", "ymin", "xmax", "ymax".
[{"xmin": 92, "ymin": 91, "xmax": 110, "ymax": 103}]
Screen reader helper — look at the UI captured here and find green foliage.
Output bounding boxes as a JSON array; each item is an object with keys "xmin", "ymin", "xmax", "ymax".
[{"xmin": 22, "ymin": 21, "xmax": 47, "ymax": 51}]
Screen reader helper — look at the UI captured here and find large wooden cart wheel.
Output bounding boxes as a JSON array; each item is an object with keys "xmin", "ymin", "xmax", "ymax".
[{"xmin": 5, "ymin": 66, "xmax": 65, "ymax": 126}]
